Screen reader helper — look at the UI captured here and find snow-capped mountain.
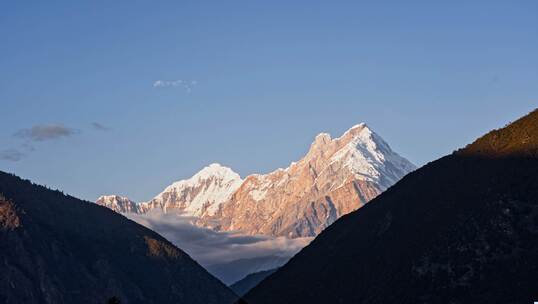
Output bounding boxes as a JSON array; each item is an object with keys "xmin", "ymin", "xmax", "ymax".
[
  {"xmin": 204, "ymin": 123, "xmax": 416, "ymax": 237},
  {"xmin": 96, "ymin": 195, "xmax": 145, "ymax": 213},
  {"xmin": 98, "ymin": 164, "xmax": 243, "ymax": 217},
  {"xmin": 97, "ymin": 123, "xmax": 415, "ymax": 238},
  {"xmin": 142, "ymin": 163, "xmax": 243, "ymax": 217}
]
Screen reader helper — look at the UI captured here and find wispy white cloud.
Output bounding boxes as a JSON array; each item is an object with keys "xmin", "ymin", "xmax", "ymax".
[{"xmin": 153, "ymin": 80, "xmax": 197, "ymax": 93}]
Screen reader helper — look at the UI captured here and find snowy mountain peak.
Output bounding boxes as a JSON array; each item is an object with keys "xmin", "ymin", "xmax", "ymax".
[
  {"xmin": 96, "ymin": 195, "xmax": 133, "ymax": 205},
  {"xmin": 346, "ymin": 122, "xmax": 367, "ymax": 132},
  {"xmin": 164, "ymin": 163, "xmax": 241, "ymax": 192},
  {"xmin": 193, "ymin": 163, "xmax": 241, "ymax": 182},
  {"xmin": 96, "ymin": 195, "xmax": 142, "ymax": 213},
  {"xmin": 331, "ymin": 124, "xmax": 416, "ymax": 189},
  {"xmin": 304, "ymin": 123, "xmax": 415, "ymax": 191},
  {"xmin": 311, "ymin": 123, "xmax": 371, "ymax": 149},
  {"xmin": 144, "ymin": 164, "xmax": 243, "ymax": 217},
  {"xmin": 338, "ymin": 122, "xmax": 371, "ymax": 140}
]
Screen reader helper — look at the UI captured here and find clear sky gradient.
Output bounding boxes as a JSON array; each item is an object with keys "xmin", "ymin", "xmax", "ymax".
[{"xmin": 1, "ymin": 1, "xmax": 537, "ymax": 202}]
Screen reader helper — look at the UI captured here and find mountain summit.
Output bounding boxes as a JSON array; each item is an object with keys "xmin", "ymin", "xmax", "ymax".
[
  {"xmin": 98, "ymin": 123, "xmax": 415, "ymax": 238},
  {"xmin": 142, "ymin": 163, "xmax": 243, "ymax": 217}
]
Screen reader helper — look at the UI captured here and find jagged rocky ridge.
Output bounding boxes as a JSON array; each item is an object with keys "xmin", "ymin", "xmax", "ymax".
[{"xmin": 98, "ymin": 123, "xmax": 415, "ymax": 238}]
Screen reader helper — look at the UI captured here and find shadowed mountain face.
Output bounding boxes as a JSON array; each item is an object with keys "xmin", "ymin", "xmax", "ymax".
[
  {"xmin": 245, "ymin": 109, "xmax": 538, "ymax": 304},
  {"xmin": 0, "ymin": 172, "xmax": 237, "ymax": 304},
  {"xmin": 230, "ymin": 268, "xmax": 277, "ymax": 296},
  {"xmin": 206, "ymin": 256, "xmax": 288, "ymax": 285}
]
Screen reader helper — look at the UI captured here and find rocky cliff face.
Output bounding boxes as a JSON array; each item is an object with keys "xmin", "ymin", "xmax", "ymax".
[{"xmin": 97, "ymin": 123, "xmax": 415, "ymax": 238}]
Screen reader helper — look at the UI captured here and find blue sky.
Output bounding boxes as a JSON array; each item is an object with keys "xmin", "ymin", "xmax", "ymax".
[{"xmin": 1, "ymin": 1, "xmax": 537, "ymax": 202}]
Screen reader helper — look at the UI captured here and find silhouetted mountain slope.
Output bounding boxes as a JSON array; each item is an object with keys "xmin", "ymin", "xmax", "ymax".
[
  {"xmin": 230, "ymin": 268, "xmax": 277, "ymax": 296},
  {"xmin": 0, "ymin": 172, "xmax": 237, "ymax": 304},
  {"xmin": 459, "ymin": 108, "xmax": 538, "ymax": 157},
  {"xmin": 245, "ymin": 109, "xmax": 538, "ymax": 304},
  {"xmin": 207, "ymin": 256, "xmax": 288, "ymax": 285}
]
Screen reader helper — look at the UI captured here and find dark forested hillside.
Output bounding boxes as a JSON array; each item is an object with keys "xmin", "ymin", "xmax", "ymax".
[
  {"xmin": 0, "ymin": 172, "xmax": 237, "ymax": 304},
  {"xmin": 230, "ymin": 268, "xmax": 277, "ymax": 296},
  {"xmin": 245, "ymin": 109, "xmax": 538, "ymax": 304},
  {"xmin": 458, "ymin": 108, "xmax": 538, "ymax": 157}
]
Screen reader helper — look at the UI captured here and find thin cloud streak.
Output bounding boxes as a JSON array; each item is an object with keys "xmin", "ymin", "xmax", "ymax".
[
  {"xmin": 0, "ymin": 149, "xmax": 25, "ymax": 162},
  {"xmin": 91, "ymin": 122, "xmax": 112, "ymax": 131},
  {"xmin": 14, "ymin": 124, "xmax": 79, "ymax": 142},
  {"xmin": 153, "ymin": 80, "xmax": 197, "ymax": 92},
  {"xmin": 21, "ymin": 143, "xmax": 35, "ymax": 152}
]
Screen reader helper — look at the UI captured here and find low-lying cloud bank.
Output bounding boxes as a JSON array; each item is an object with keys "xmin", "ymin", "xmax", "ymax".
[{"xmin": 126, "ymin": 211, "xmax": 312, "ymax": 266}]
